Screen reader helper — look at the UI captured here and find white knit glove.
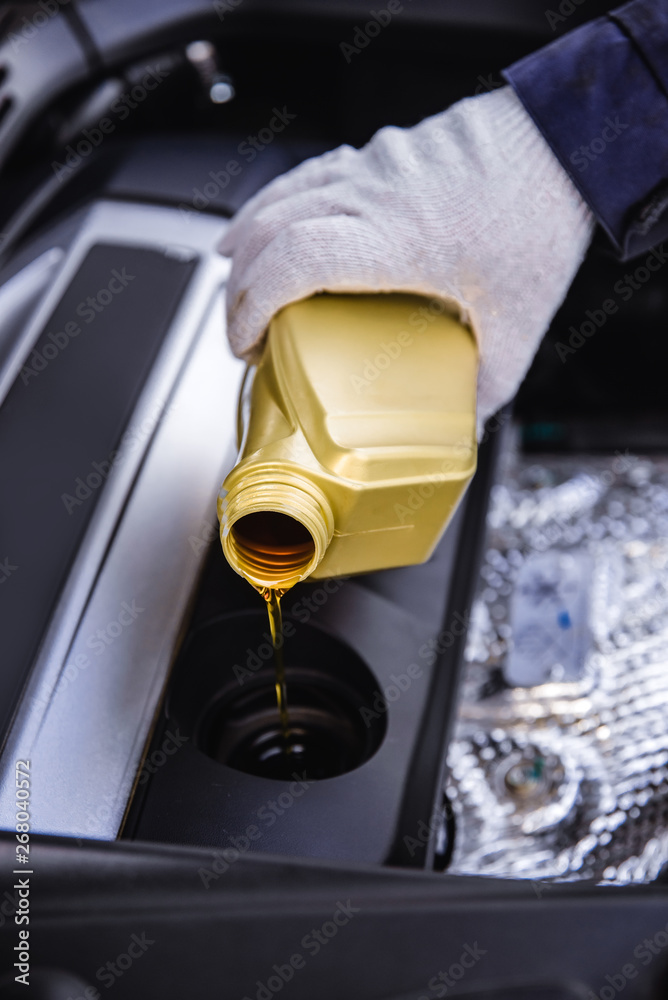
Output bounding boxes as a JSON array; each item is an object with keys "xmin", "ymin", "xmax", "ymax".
[{"xmin": 219, "ymin": 87, "xmax": 594, "ymax": 428}]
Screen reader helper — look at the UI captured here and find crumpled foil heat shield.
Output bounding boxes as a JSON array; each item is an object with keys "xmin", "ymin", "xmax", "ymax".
[{"xmin": 446, "ymin": 437, "xmax": 668, "ymax": 884}]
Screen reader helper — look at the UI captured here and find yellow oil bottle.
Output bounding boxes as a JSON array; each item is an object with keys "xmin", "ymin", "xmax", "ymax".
[
  {"xmin": 217, "ymin": 292, "xmax": 478, "ymax": 759},
  {"xmin": 219, "ymin": 292, "xmax": 478, "ymax": 591}
]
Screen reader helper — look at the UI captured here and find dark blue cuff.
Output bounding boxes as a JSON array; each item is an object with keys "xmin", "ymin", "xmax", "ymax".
[{"xmin": 503, "ymin": 1, "xmax": 668, "ymax": 260}]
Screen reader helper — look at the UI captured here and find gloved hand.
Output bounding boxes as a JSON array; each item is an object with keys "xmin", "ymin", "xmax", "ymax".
[{"xmin": 219, "ymin": 86, "xmax": 594, "ymax": 429}]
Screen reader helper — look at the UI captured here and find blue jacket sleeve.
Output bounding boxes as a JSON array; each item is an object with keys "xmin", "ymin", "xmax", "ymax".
[{"xmin": 503, "ymin": 0, "xmax": 668, "ymax": 260}]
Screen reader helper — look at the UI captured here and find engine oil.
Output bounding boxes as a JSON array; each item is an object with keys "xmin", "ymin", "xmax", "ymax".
[{"xmin": 218, "ymin": 292, "xmax": 479, "ymax": 772}]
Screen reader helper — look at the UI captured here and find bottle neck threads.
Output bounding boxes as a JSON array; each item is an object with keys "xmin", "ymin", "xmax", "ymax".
[{"xmin": 220, "ymin": 475, "xmax": 334, "ymax": 591}]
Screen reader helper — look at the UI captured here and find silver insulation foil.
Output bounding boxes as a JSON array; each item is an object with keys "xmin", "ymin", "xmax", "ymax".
[{"xmin": 446, "ymin": 433, "xmax": 668, "ymax": 884}]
